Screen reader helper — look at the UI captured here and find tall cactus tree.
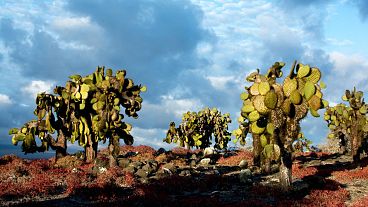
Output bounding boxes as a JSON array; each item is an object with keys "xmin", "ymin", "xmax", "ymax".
[
  {"xmin": 164, "ymin": 107, "xmax": 232, "ymax": 150},
  {"xmin": 324, "ymin": 88, "xmax": 368, "ymax": 162},
  {"xmin": 9, "ymin": 66, "xmax": 145, "ymax": 166},
  {"xmin": 234, "ymin": 61, "xmax": 328, "ymax": 190}
]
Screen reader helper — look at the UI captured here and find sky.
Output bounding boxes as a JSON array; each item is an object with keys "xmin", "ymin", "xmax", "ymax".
[{"xmin": 1, "ymin": 0, "xmax": 368, "ymax": 158}]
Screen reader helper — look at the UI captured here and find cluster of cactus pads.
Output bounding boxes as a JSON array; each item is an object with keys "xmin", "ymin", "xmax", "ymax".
[
  {"xmin": 164, "ymin": 107, "xmax": 232, "ymax": 150},
  {"xmin": 233, "ymin": 61, "xmax": 328, "ymax": 189},
  {"xmin": 9, "ymin": 67, "xmax": 145, "ymax": 166},
  {"xmin": 292, "ymin": 132, "xmax": 313, "ymax": 153},
  {"xmin": 324, "ymin": 88, "xmax": 368, "ymax": 162}
]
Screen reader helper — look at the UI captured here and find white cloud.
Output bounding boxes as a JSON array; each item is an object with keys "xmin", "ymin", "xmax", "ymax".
[
  {"xmin": 21, "ymin": 80, "xmax": 54, "ymax": 98},
  {"xmin": 131, "ymin": 127, "xmax": 173, "ymax": 149},
  {"xmin": 206, "ymin": 76, "xmax": 236, "ymax": 90},
  {"xmin": 145, "ymin": 95, "xmax": 203, "ymax": 119},
  {"xmin": 52, "ymin": 16, "xmax": 91, "ymax": 28},
  {"xmin": 0, "ymin": 94, "xmax": 12, "ymax": 104},
  {"xmin": 326, "ymin": 38, "xmax": 353, "ymax": 47}
]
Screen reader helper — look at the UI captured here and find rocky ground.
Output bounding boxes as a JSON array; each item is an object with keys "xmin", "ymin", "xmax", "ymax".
[{"xmin": 0, "ymin": 145, "xmax": 368, "ymax": 207}]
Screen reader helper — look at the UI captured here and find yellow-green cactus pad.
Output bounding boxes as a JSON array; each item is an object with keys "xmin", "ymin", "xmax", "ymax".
[
  {"xmin": 310, "ymin": 108, "xmax": 320, "ymax": 117},
  {"xmin": 241, "ymin": 104, "xmax": 255, "ymax": 113},
  {"xmin": 266, "ymin": 123, "xmax": 275, "ymax": 135},
  {"xmin": 290, "ymin": 90, "xmax": 302, "ymax": 105},
  {"xmin": 297, "ymin": 64, "xmax": 311, "ymax": 78},
  {"xmin": 304, "ymin": 81, "xmax": 316, "ymax": 101},
  {"xmin": 240, "ymin": 92, "xmax": 249, "ymax": 100},
  {"xmin": 258, "ymin": 81, "xmax": 271, "ymax": 95},
  {"xmin": 308, "ymin": 95, "xmax": 322, "ymax": 111},
  {"xmin": 264, "ymin": 91, "xmax": 278, "ymax": 109},
  {"xmin": 253, "ymin": 95, "xmax": 269, "ymax": 114},
  {"xmin": 250, "ymin": 83, "xmax": 260, "ymax": 95},
  {"xmin": 249, "ymin": 110, "xmax": 260, "ymax": 122},
  {"xmin": 306, "ymin": 67, "xmax": 321, "ymax": 84},
  {"xmin": 260, "ymin": 134, "xmax": 268, "ymax": 147},
  {"xmin": 283, "ymin": 77, "xmax": 298, "ymax": 97},
  {"xmin": 251, "ymin": 121, "xmax": 265, "ymax": 134}
]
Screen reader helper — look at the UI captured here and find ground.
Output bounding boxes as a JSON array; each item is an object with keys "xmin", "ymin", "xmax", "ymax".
[{"xmin": 0, "ymin": 145, "xmax": 368, "ymax": 207}]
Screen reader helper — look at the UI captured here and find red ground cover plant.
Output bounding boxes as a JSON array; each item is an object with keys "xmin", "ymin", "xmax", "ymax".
[
  {"xmin": 0, "ymin": 156, "xmax": 65, "ymax": 198},
  {"xmin": 299, "ymin": 179, "xmax": 350, "ymax": 207},
  {"xmin": 294, "ymin": 151, "xmax": 331, "ymax": 159},
  {"xmin": 351, "ymin": 195, "xmax": 368, "ymax": 207},
  {"xmin": 171, "ymin": 147, "xmax": 201, "ymax": 156},
  {"xmin": 292, "ymin": 163, "xmax": 318, "ymax": 179},
  {"xmin": 118, "ymin": 145, "xmax": 156, "ymax": 155},
  {"xmin": 332, "ymin": 165, "xmax": 368, "ymax": 182},
  {"xmin": 217, "ymin": 149, "xmax": 253, "ymax": 166}
]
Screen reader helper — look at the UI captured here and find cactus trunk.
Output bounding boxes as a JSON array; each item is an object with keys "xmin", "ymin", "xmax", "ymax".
[
  {"xmin": 351, "ymin": 122, "xmax": 362, "ymax": 163},
  {"xmin": 253, "ymin": 134, "xmax": 261, "ymax": 166},
  {"xmin": 55, "ymin": 133, "xmax": 67, "ymax": 160},
  {"xmin": 44, "ymin": 130, "xmax": 67, "ymax": 160},
  {"xmin": 85, "ymin": 134, "xmax": 97, "ymax": 163},
  {"xmin": 279, "ymin": 150, "xmax": 292, "ymax": 190},
  {"xmin": 108, "ymin": 135, "xmax": 120, "ymax": 167}
]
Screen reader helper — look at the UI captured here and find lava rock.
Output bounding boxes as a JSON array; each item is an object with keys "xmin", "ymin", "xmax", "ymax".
[
  {"xmin": 142, "ymin": 163, "xmax": 156, "ymax": 175},
  {"xmin": 129, "ymin": 161, "xmax": 143, "ymax": 169},
  {"xmin": 125, "ymin": 151, "xmax": 139, "ymax": 158},
  {"xmin": 162, "ymin": 163, "xmax": 177, "ymax": 174},
  {"xmin": 179, "ymin": 170, "xmax": 191, "ymax": 176},
  {"xmin": 203, "ymin": 147, "xmax": 217, "ymax": 158},
  {"xmin": 94, "ymin": 157, "xmax": 109, "ymax": 169},
  {"xmin": 135, "ymin": 169, "xmax": 149, "ymax": 178},
  {"xmin": 154, "ymin": 148, "xmax": 166, "ymax": 156},
  {"xmin": 200, "ymin": 158, "xmax": 212, "ymax": 166},
  {"xmin": 239, "ymin": 169, "xmax": 252, "ymax": 183},
  {"xmin": 238, "ymin": 160, "xmax": 248, "ymax": 169},
  {"xmin": 118, "ymin": 158, "xmax": 131, "ymax": 168},
  {"xmin": 190, "ymin": 160, "xmax": 197, "ymax": 168},
  {"xmin": 123, "ymin": 166, "xmax": 137, "ymax": 174}
]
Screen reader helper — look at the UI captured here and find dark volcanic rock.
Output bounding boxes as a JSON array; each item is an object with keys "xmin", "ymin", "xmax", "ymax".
[{"xmin": 117, "ymin": 158, "xmax": 131, "ymax": 168}]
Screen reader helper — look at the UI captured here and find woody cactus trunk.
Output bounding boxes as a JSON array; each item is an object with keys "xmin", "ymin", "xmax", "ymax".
[
  {"xmin": 233, "ymin": 61, "xmax": 328, "ymax": 190},
  {"xmin": 9, "ymin": 66, "xmax": 145, "ymax": 166},
  {"xmin": 324, "ymin": 88, "xmax": 368, "ymax": 162}
]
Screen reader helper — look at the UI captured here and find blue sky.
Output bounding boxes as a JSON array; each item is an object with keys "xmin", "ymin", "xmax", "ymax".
[{"xmin": 0, "ymin": 0, "xmax": 368, "ymax": 158}]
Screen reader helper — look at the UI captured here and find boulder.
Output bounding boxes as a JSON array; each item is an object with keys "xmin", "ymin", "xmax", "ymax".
[
  {"xmin": 239, "ymin": 169, "xmax": 252, "ymax": 183},
  {"xmin": 117, "ymin": 158, "xmax": 131, "ymax": 168},
  {"xmin": 135, "ymin": 169, "xmax": 149, "ymax": 178},
  {"xmin": 162, "ymin": 163, "xmax": 177, "ymax": 174},
  {"xmin": 200, "ymin": 158, "xmax": 211, "ymax": 166},
  {"xmin": 238, "ymin": 160, "xmax": 248, "ymax": 169}
]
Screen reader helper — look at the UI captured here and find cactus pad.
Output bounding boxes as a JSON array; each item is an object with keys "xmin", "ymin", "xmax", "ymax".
[
  {"xmin": 290, "ymin": 90, "xmax": 302, "ymax": 105},
  {"xmin": 283, "ymin": 77, "xmax": 297, "ymax": 97},
  {"xmin": 253, "ymin": 95, "xmax": 269, "ymax": 114},
  {"xmin": 264, "ymin": 91, "xmax": 278, "ymax": 109},
  {"xmin": 304, "ymin": 81, "xmax": 316, "ymax": 101},
  {"xmin": 297, "ymin": 64, "xmax": 311, "ymax": 78},
  {"xmin": 258, "ymin": 81, "xmax": 271, "ymax": 95},
  {"xmin": 306, "ymin": 67, "xmax": 321, "ymax": 84}
]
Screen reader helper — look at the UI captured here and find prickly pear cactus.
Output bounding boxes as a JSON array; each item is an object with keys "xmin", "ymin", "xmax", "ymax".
[
  {"xmin": 9, "ymin": 93, "xmax": 67, "ymax": 157},
  {"xmin": 292, "ymin": 132, "xmax": 313, "ymax": 153},
  {"xmin": 9, "ymin": 66, "xmax": 145, "ymax": 165},
  {"xmin": 164, "ymin": 107, "xmax": 232, "ymax": 150},
  {"xmin": 324, "ymin": 88, "xmax": 368, "ymax": 162},
  {"xmin": 234, "ymin": 61, "xmax": 327, "ymax": 189}
]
